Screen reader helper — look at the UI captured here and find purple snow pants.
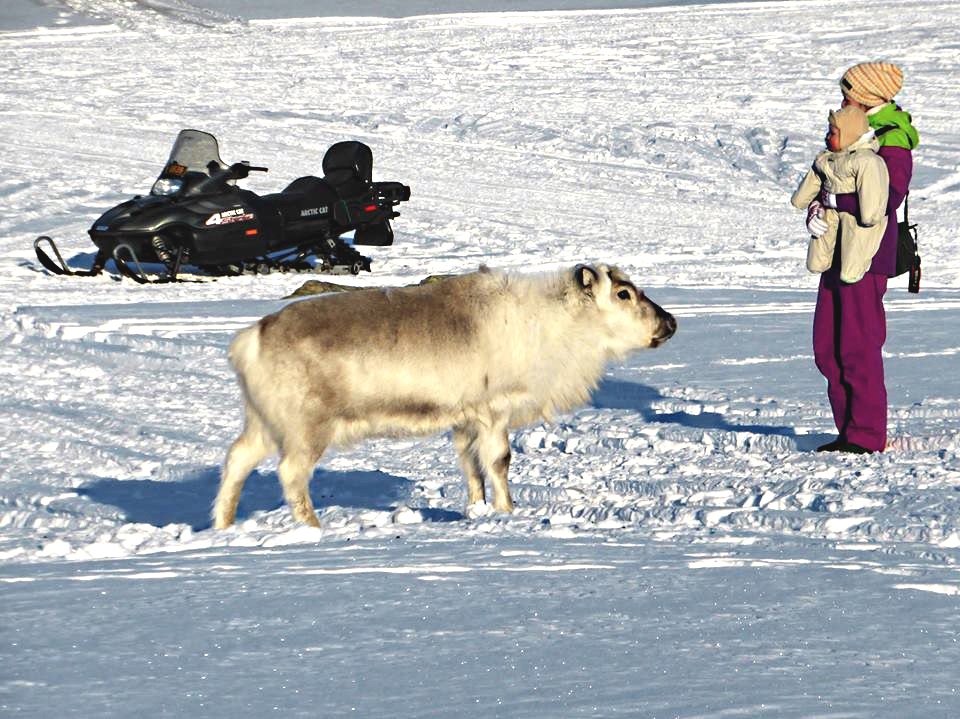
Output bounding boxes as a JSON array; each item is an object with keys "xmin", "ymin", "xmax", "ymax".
[{"xmin": 812, "ymin": 270, "xmax": 889, "ymax": 451}]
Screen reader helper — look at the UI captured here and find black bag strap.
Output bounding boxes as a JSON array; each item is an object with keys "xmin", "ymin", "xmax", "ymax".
[
  {"xmin": 874, "ymin": 123, "xmax": 917, "ymax": 149},
  {"xmin": 902, "ymin": 193, "xmax": 918, "ymax": 252}
]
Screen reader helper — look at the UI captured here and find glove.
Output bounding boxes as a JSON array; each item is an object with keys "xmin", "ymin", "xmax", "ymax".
[
  {"xmin": 819, "ymin": 187, "xmax": 837, "ymax": 209},
  {"xmin": 806, "ymin": 201, "xmax": 828, "ymax": 237}
]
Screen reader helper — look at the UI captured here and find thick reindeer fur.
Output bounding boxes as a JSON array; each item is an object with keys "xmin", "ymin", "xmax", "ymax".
[{"xmin": 213, "ymin": 263, "xmax": 676, "ymax": 528}]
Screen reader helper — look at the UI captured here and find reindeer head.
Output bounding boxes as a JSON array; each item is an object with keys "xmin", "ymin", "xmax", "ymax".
[{"xmin": 574, "ymin": 263, "xmax": 677, "ymax": 355}]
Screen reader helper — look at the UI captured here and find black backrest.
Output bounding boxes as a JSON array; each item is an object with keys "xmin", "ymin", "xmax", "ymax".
[{"xmin": 322, "ymin": 141, "xmax": 373, "ymax": 184}]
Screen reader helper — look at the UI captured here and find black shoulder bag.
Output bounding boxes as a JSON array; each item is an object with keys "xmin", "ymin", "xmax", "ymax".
[{"xmin": 875, "ymin": 124, "xmax": 921, "ymax": 293}]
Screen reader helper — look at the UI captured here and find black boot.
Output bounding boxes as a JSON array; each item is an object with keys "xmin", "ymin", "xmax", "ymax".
[
  {"xmin": 835, "ymin": 441, "xmax": 874, "ymax": 454},
  {"xmin": 816, "ymin": 438, "xmax": 845, "ymax": 452}
]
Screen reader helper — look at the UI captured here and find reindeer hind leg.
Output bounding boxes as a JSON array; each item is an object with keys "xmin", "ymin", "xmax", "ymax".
[
  {"xmin": 276, "ymin": 425, "xmax": 331, "ymax": 527},
  {"xmin": 213, "ymin": 405, "xmax": 277, "ymax": 529}
]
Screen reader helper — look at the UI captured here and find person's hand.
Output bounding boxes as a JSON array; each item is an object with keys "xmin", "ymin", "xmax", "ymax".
[
  {"xmin": 806, "ymin": 201, "xmax": 828, "ymax": 237},
  {"xmin": 818, "ymin": 187, "xmax": 837, "ymax": 209}
]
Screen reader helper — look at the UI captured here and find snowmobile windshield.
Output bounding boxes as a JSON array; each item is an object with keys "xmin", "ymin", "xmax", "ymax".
[
  {"xmin": 162, "ymin": 129, "xmax": 227, "ymax": 177},
  {"xmin": 152, "ymin": 130, "xmax": 229, "ymax": 196}
]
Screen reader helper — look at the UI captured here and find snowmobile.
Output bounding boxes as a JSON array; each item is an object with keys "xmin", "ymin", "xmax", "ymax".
[{"xmin": 34, "ymin": 129, "xmax": 411, "ymax": 283}]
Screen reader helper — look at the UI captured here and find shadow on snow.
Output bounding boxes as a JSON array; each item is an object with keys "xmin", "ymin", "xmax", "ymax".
[
  {"xmin": 79, "ymin": 380, "xmax": 829, "ymax": 530},
  {"xmin": 592, "ymin": 379, "xmax": 831, "ymax": 451},
  {"xmin": 78, "ymin": 467, "xmax": 463, "ymax": 530}
]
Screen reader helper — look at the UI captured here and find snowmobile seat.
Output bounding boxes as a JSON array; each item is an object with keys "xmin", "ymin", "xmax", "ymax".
[
  {"xmin": 322, "ymin": 141, "xmax": 373, "ymax": 199},
  {"xmin": 267, "ymin": 176, "xmax": 338, "ymax": 224}
]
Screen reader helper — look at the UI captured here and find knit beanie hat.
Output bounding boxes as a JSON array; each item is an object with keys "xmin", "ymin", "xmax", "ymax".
[
  {"xmin": 829, "ymin": 106, "xmax": 871, "ymax": 150},
  {"xmin": 840, "ymin": 62, "xmax": 903, "ymax": 107}
]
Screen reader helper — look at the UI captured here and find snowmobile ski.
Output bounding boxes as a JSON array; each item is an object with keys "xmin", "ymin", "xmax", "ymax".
[
  {"xmin": 34, "ymin": 236, "xmax": 107, "ymax": 277},
  {"xmin": 112, "ymin": 243, "xmax": 152, "ymax": 284},
  {"xmin": 112, "ymin": 243, "xmax": 203, "ymax": 284}
]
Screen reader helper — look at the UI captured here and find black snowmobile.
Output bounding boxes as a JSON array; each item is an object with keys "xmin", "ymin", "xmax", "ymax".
[{"xmin": 34, "ymin": 129, "xmax": 411, "ymax": 283}]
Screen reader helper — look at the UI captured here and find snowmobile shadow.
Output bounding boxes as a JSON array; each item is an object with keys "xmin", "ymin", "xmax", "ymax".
[
  {"xmin": 64, "ymin": 250, "xmax": 103, "ymax": 271},
  {"xmin": 36, "ymin": 250, "xmax": 104, "ymax": 273},
  {"xmin": 78, "ymin": 466, "xmax": 461, "ymax": 530},
  {"xmin": 592, "ymin": 379, "xmax": 826, "ymax": 448}
]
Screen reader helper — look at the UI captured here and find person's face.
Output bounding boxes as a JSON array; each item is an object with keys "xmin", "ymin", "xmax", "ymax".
[
  {"xmin": 827, "ymin": 124, "xmax": 842, "ymax": 151},
  {"xmin": 841, "ymin": 95, "xmax": 868, "ymax": 111}
]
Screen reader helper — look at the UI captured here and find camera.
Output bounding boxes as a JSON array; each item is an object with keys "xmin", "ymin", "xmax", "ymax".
[{"xmin": 908, "ymin": 255, "xmax": 921, "ymax": 294}]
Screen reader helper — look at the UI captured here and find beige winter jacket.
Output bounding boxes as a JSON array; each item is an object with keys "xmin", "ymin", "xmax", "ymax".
[{"xmin": 791, "ymin": 134, "xmax": 889, "ymax": 283}]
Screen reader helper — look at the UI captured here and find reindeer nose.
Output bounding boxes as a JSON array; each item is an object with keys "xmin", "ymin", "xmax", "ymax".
[
  {"xmin": 650, "ymin": 311, "xmax": 676, "ymax": 347},
  {"xmin": 661, "ymin": 312, "xmax": 677, "ymax": 339}
]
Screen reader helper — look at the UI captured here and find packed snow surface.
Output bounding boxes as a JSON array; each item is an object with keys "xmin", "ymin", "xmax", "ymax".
[{"xmin": 1, "ymin": 0, "xmax": 959, "ymax": 716}]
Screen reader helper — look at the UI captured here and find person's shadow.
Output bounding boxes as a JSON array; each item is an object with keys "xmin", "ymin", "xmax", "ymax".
[
  {"xmin": 592, "ymin": 378, "xmax": 829, "ymax": 450},
  {"xmin": 77, "ymin": 466, "xmax": 462, "ymax": 530}
]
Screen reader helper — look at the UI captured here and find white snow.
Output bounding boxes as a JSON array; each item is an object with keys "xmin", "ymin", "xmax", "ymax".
[{"xmin": 2, "ymin": 0, "xmax": 960, "ymax": 716}]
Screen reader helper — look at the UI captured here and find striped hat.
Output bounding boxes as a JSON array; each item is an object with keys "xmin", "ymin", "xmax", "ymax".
[{"xmin": 840, "ymin": 62, "xmax": 903, "ymax": 107}]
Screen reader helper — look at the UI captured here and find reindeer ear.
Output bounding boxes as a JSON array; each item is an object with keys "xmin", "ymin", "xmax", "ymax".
[{"xmin": 574, "ymin": 264, "xmax": 599, "ymax": 292}]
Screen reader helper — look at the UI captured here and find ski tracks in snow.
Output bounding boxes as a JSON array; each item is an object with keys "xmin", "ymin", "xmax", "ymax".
[
  {"xmin": 3, "ymin": 5, "xmax": 960, "ymax": 714},
  {"xmin": 2, "ymin": 290, "xmax": 960, "ymax": 566},
  {"xmin": 0, "ymin": 0, "xmax": 959, "ymax": 572},
  {"xmin": 2, "ymin": 0, "xmax": 960, "ymax": 301}
]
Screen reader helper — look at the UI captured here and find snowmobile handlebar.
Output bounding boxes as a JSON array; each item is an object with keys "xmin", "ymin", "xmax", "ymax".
[
  {"xmin": 189, "ymin": 162, "xmax": 268, "ymax": 196},
  {"xmin": 228, "ymin": 162, "xmax": 268, "ymax": 179}
]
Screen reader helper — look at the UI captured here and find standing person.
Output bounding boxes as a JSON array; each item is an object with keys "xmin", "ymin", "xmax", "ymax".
[{"xmin": 804, "ymin": 62, "xmax": 920, "ymax": 454}]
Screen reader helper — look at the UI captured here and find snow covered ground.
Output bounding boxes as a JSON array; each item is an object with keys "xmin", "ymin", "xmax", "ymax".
[{"xmin": 2, "ymin": 0, "xmax": 960, "ymax": 716}]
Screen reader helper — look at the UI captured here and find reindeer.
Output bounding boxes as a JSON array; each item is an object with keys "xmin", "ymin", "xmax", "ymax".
[{"xmin": 213, "ymin": 264, "xmax": 676, "ymax": 528}]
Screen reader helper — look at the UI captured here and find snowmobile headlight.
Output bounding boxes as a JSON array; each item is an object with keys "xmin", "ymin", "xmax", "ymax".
[{"xmin": 151, "ymin": 178, "xmax": 183, "ymax": 196}]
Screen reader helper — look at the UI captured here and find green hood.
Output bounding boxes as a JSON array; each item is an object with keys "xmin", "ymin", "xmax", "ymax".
[{"xmin": 868, "ymin": 103, "xmax": 920, "ymax": 150}]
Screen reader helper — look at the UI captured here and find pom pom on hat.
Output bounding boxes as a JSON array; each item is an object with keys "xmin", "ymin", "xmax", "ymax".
[{"xmin": 840, "ymin": 62, "xmax": 903, "ymax": 107}]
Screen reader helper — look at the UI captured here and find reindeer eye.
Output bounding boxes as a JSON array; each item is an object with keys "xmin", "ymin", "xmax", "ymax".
[{"xmin": 617, "ymin": 289, "xmax": 632, "ymax": 301}]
